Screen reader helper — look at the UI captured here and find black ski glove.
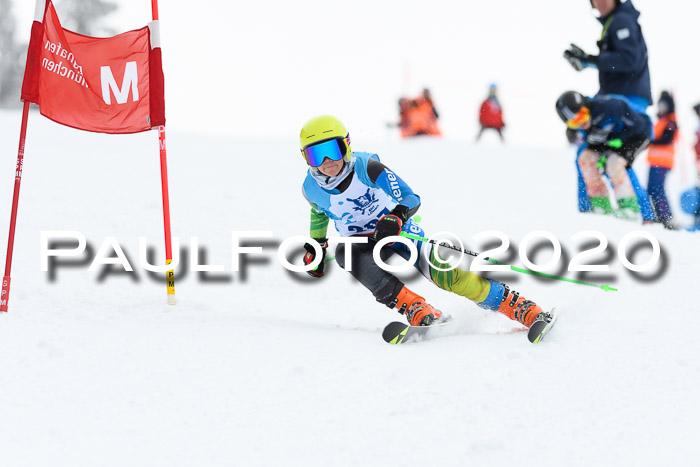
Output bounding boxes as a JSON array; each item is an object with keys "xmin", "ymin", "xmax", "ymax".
[
  {"xmin": 302, "ymin": 238, "xmax": 328, "ymax": 278},
  {"xmin": 566, "ymin": 128, "xmax": 583, "ymax": 145},
  {"xmin": 564, "ymin": 44, "xmax": 598, "ymax": 71},
  {"xmin": 372, "ymin": 205, "xmax": 409, "ymax": 244}
]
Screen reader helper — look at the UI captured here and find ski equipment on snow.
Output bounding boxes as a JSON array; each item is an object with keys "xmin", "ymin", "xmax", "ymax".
[
  {"xmin": 382, "ymin": 319, "xmax": 455, "ymax": 344},
  {"xmin": 527, "ymin": 308, "xmax": 558, "ymax": 344},
  {"xmin": 382, "ymin": 309, "xmax": 558, "ymax": 345}
]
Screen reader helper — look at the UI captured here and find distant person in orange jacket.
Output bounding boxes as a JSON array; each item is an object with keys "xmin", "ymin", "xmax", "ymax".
[
  {"xmin": 646, "ymin": 91, "xmax": 678, "ymax": 229},
  {"xmin": 477, "ymin": 83, "xmax": 505, "ymax": 142},
  {"xmin": 397, "ymin": 89, "xmax": 442, "ymax": 138}
]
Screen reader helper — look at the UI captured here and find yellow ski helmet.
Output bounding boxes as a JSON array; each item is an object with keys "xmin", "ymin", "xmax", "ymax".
[{"xmin": 299, "ymin": 115, "xmax": 352, "ymax": 167}]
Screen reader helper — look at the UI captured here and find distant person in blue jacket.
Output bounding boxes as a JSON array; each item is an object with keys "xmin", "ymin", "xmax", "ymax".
[{"xmin": 556, "ymin": 91, "xmax": 650, "ymax": 219}]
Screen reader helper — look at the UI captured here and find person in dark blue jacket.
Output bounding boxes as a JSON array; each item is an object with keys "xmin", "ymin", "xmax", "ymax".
[
  {"xmin": 556, "ymin": 91, "xmax": 651, "ymax": 219},
  {"xmin": 563, "ymin": 1, "xmax": 654, "ymax": 218},
  {"xmin": 564, "ymin": 0, "xmax": 652, "ymax": 110}
]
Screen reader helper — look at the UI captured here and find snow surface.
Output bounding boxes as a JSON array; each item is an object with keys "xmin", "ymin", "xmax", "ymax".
[{"xmin": 0, "ymin": 110, "xmax": 699, "ymax": 466}]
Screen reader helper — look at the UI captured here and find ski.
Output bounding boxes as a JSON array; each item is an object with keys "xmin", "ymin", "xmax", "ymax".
[
  {"xmin": 383, "ymin": 308, "xmax": 559, "ymax": 345},
  {"xmin": 382, "ymin": 319, "xmax": 455, "ymax": 345},
  {"xmin": 527, "ymin": 308, "xmax": 558, "ymax": 344}
]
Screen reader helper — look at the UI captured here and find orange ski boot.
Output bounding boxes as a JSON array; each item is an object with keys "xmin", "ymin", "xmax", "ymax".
[
  {"xmin": 497, "ymin": 284, "xmax": 543, "ymax": 328},
  {"xmin": 391, "ymin": 286, "xmax": 443, "ymax": 326}
]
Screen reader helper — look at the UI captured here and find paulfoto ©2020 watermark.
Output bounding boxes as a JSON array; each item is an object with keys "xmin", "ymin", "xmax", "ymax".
[{"xmin": 39, "ymin": 229, "xmax": 664, "ymax": 281}]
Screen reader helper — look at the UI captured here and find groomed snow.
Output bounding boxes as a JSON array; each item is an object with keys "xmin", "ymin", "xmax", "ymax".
[{"xmin": 0, "ymin": 111, "xmax": 698, "ymax": 466}]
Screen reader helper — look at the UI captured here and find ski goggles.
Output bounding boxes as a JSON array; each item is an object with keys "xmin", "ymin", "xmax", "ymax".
[
  {"xmin": 302, "ymin": 137, "xmax": 348, "ymax": 167},
  {"xmin": 566, "ymin": 106, "xmax": 591, "ymax": 129}
]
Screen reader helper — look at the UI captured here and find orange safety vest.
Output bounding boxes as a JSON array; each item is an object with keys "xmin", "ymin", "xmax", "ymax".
[
  {"xmin": 647, "ymin": 114, "xmax": 677, "ymax": 169},
  {"xmin": 402, "ymin": 97, "xmax": 442, "ymax": 138}
]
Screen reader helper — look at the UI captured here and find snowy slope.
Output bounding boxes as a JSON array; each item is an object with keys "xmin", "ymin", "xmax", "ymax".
[{"xmin": 0, "ymin": 110, "xmax": 698, "ymax": 466}]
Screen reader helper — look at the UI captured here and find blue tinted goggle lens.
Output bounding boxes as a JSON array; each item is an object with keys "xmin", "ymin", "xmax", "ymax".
[{"xmin": 303, "ymin": 139, "xmax": 344, "ymax": 167}]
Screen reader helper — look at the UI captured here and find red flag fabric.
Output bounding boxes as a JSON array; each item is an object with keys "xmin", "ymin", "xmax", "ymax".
[{"xmin": 21, "ymin": 0, "xmax": 165, "ymax": 134}]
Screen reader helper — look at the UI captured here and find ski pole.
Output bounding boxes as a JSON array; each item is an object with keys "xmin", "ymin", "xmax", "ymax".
[
  {"xmin": 399, "ymin": 231, "xmax": 617, "ymax": 292},
  {"xmin": 319, "ymin": 233, "xmax": 616, "ymax": 292}
]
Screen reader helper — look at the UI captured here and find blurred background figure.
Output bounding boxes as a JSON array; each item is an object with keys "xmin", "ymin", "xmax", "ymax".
[
  {"xmin": 684, "ymin": 103, "xmax": 700, "ymax": 231},
  {"xmin": 681, "ymin": 186, "xmax": 700, "ymax": 231},
  {"xmin": 476, "ymin": 83, "xmax": 505, "ymax": 142},
  {"xmin": 555, "ymin": 91, "xmax": 651, "ymax": 221},
  {"xmin": 397, "ymin": 97, "xmax": 411, "ymax": 137},
  {"xmin": 395, "ymin": 88, "xmax": 442, "ymax": 138},
  {"xmin": 564, "ymin": 0, "xmax": 653, "ymax": 217},
  {"xmin": 694, "ymin": 103, "xmax": 700, "ymax": 171},
  {"xmin": 420, "ymin": 88, "xmax": 439, "ymax": 120},
  {"xmin": 564, "ymin": 0, "xmax": 652, "ymax": 111},
  {"xmin": 645, "ymin": 91, "xmax": 678, "ymax": 229}
]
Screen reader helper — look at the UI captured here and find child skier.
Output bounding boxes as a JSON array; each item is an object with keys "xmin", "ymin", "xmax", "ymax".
[
  {"xmin": 298, "ymin": 115, "xmax": 552, "ymax": 333},
  {"xmin": 555, "ymin": 91, "xmax": 652, "ymax": 219}
]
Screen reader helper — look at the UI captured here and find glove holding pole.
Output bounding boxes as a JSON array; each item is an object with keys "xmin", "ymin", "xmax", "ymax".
[
  {"xmin": 303, "ymin": 238, "xmax": 328, "ymax": 278},
  {"xmin": 372, "ymin": 205, "xmax": 409, "ymax": 245},
  {"xmin": 564, "ymin": 44, "xmax": 598, "ymax": 71}
]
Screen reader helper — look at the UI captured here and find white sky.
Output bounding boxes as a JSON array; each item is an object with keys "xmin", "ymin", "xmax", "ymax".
[{"xmin": 11, "ymin": 0, "xmax": 700, "ymax": 147}]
